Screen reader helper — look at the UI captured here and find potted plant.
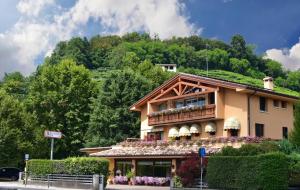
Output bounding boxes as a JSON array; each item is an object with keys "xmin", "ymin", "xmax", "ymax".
[{"xmin": 126, "ymin": 171, "xmax": 134, "ymax": 185}]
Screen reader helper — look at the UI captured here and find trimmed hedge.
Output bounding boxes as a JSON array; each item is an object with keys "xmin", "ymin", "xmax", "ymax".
[
  {"xmin": 27, "ymin": 157, "xmax": 109, "ymax": 176},
  {"xmin": 207, "ymin": 152, "xmax": 289, "ymax": 190}
]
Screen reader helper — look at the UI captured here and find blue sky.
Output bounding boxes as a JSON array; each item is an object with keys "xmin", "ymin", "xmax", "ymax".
[
  {"xmin": 0, "ymin": 0, "xmax": 299, "ymax": 78},
  {"xmin": 186, "ymin": 0, "xmax": 300, "ymax": 53}
]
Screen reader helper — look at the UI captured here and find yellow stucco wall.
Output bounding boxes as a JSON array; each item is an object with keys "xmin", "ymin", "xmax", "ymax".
[
  {"xmin": 140, "ymin": 105, "xmax": 150, "ymax": 139},
  {"xmin": 223, "ymin": 89, "xmax": 249, "ymax": 137},
  {"xmin": 108, "ymin": 158, "xmax": 115, "ymax": 182},
  {"xmin": 249, "ymin": 95, "xmax": 294, "ymax": 139},
  {"xmin": 139, "ymin": 86, "xmax": 294, "ymax": 140}
]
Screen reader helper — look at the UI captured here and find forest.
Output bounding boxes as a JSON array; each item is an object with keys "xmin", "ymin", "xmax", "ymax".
[{"xmin": 0, "ymin": 32, "xmax": 300, "ymax": 167}]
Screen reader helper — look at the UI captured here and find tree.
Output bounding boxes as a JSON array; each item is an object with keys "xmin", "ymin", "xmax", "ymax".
[
  {"xmin": 48, "ymin": 37, "xmax": 93, "ymax": 69},
  {"xmin": 27, "ymin": 59, "xmax": 96, "ymax": 158},
  {"xmin": 0, "ymin": 90, "xmax": 34, "ymax": 167},
  {"xmin": 229, "ymin": 58, "xmax": 250, "ymax": 73},
  {"xmin": 135, "ymin": 60, "xmax": 174, "ymax": 86},
  {"xmin": 290, "ymin": 102, "xmax": 300, "ymax": 147},
  {"xmin": 1, "ymin": 72, "xmax": 28, "ymax": 98},
  {"xmin": 265, "ymin": 59, "xmax": 284, "ymax": 78},
  {"xmin": 230, "ymin": 34, "xmax": 247, "ymax": 59},
  {"xmin": 86, "ymin": 70, "xmax": 153, "ymax": 147}
]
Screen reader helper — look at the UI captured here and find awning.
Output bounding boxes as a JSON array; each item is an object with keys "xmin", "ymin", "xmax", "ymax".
[
  {"xmin": 190, "ymin": 124, "xmax": 201, "ymax": 134},
  {"xmin": 168, "ymin": 127, "xmax": 179, "ymax": 138},
  {"xmin": 205, "ymin": 122, "xmax": 216, "ymax": 133},
  {"xmin": 224, "ymin": 117, "xmax": 241, "ymax": 130},
  {"xmin": 179, "ymin": 125, "xmax": 191, "ymax": 136}
]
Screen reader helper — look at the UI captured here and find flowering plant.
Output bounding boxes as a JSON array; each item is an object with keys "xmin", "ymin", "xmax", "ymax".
[
  {"xmin": 133, "ymin": 176, "xmax": 170, "ymax": 186},
  {"xmin": 114, "ymin": 176, "xmax": 128, "ymax": 184}
]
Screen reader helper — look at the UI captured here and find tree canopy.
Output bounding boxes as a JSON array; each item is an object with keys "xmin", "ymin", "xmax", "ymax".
[{"xmin": 0, "ymin": 32, "xmax": 299, "ymax": 167}]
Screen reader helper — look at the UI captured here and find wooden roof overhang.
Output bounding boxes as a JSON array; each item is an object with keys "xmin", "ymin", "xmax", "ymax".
[{"xmin": 130, "ymin": 73, "xmax": 299, "ymax": 111}]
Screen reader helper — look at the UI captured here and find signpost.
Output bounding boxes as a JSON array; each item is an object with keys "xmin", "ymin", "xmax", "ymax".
[
  {"xmin": 199, "ymin": 147, "xmax": 206, "ymax": 190},
  {"xmin": 44, "ymin": 130, "xmax": 62, "ymax": 160},
  {"xmin": 24, "ymin": 154, "xmax": 29, "ymax": 185}
]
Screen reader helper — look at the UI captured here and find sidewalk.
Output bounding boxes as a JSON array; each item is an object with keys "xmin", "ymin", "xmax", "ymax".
[{"xmin": 0, "ymin": 181, "xmax": 87, "ymax": 190}]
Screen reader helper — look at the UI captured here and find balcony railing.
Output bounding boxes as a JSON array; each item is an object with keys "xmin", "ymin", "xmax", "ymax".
[{"xmin": 148, "ymin": 104, "xmax": 216, "ymax": 126}]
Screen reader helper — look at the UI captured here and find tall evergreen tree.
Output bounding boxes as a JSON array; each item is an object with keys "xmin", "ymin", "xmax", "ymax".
[
  {"xmin": 86, "ymin": 70, "xmax": 153, "ymax": 147},
  {"xmin": 290, "ymin": 102, "xmax": 300, "ymax": 147}
]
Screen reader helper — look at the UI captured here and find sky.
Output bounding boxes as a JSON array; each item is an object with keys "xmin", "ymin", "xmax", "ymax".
[{"xmin": 0, "ymin": 0, "xmax": 300, "ymax": 78}]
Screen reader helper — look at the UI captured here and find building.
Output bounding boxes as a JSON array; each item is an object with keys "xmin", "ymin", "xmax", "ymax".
[
  {"xmin": 157, "ymin": 64, "xmax": 177, "ymax": 72},
  {"xmin": 88, "ymin": 73, "xmax": 298, "ymax": 182}
]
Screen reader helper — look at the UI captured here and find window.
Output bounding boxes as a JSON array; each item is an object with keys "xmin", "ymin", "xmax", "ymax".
[
  {"xmin": 158, "ymin": 104, "xmax": 167, "ymax": 111},
  {"xmin": 146, "ymin": 132, "xmax": 163, "ymax": 141},
  {"xmin": 255, "ymin": 123, "xmax": 264, "ymax": 137},
  {"xmin": 170, "ymin": 66, "xmax": 174, "ymax": 70},
  {"xmin": 259, "ymin": 97, "xmax": 267, "ymax": 112},
  {"xmin": 282, "ymin": 127, "xmax": 288, "ymax": 139},
  {"xmin": 281, "ymin": 101, "xmax": 287, "ymax": 108},
  {"xmin": 229, "ymin": 129, "xmax": 238, "ymax": 137},
  {"xmin": 175, "ymin": 101, "xmax": 184, "ymax": 108},
  {"xmin": 186, "ymin": 98, "xmax": 198, "ymax": 107},
  {"xmin": 137, "ymin": 160, "xmax": 171, "ymax": 177},
  {"xmin": 115, "ymin": 160, "xmax": 132, "ymax": 176},
  {"xmin": 198, "ymin": 97, "xmax": 206, "ymax": 106},
  {"xmin": 209, "ymin": 92, "xmax": 215, "ymax": 104},
  {"xmin": 273, "ymin": 100, "xmax": 279, "ymax": 108}
]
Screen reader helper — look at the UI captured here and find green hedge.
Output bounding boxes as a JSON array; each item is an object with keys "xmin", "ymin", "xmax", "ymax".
[
  {"xmin": 289, "ymin": 153, "xmax": 300, "ymax": 186},
  {"xmin": 27, "ymin": 157, "xmax": 109, "ymax": 176},
  {"xmin": 207, "ymin": 152, "xmax": 289, "ymax": 190}
]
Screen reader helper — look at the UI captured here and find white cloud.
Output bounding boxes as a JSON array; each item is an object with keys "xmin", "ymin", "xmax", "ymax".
[
  {"xmin": 265, "ymin": 38, "xmax": 300, "ymax": 71},
  {"xmin": 16, "ymin": 0, "xmax": 54, "ymax": 16},
  {"xmin": 0, "ymin": 0, "xmax": 199, "ymax": 78}
]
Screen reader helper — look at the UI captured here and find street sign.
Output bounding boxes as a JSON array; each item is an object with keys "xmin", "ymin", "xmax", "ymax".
[
  {"xmin": 199, "ymin": 147, "xmax": 206, "ymax": 157},
  {"xmin": 44, "ymin": 130, "xmax": 62, "ymax": 139},
  {"xmin": 25, "ymin": 154, "xmax": 29, "ymax": 161}
]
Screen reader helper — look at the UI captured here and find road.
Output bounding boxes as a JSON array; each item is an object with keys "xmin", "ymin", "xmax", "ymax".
[{"xmin": 0, "ymin": 182, "xmax": 170, "ymax": 190}]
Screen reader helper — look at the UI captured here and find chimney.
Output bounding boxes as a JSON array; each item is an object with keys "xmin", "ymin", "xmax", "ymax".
[{"xmin": 263, "ymin": 76, "xmax": 274, "ymax": 90}]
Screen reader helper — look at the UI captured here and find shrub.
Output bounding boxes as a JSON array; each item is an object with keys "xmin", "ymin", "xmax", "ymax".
[
  {"xmin": 219, "ymin": 142, "xmax": 280, "ymax": 156},
  {"xmin": 27, "ymin": 159, "xmax": 65, "ymax": 175},
  {"xmin": 177, "ymin": 153, "xmax": 201, "ymax": 187},
  {"xmin": 207, "ymin": 152, "xmax": 289, "ymax": 190},
  {"xmin": 288, "ymin": 152, "xmax": 300, "ymax": 186},
  {"xmin": 64, "ymin": 157, "xmax": 109, "ymax": 175},
  {"xmin": 27, "ymin": 157, "xmax": 109, "ymax": 176},
  {"xmin": 277, "ymin": 139, "xmax": 298, "ymax": 154}
]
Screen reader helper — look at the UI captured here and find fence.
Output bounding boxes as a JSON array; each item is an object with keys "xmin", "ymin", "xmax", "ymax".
[{"xmin": 20, "ymin": 172, "xmax": 104, "ymax": 190}]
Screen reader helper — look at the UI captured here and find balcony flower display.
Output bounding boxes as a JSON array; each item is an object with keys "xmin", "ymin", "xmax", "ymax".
[{"xmin": 148, "ymin": 105, "xmax": 206, "ymax": 117}]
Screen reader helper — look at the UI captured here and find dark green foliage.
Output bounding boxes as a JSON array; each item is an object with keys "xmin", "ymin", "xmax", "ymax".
[
  {"xmin": 291, "ymin": 103, "xmax": 300, "ymax": 147},
  {"xmin": 85, "ymin": 70, "xmax": 154, "ymax": 147},
  {"xmin": 218, "ymin": 142, "xmax": 280, "ymax": 156},
  {"xmin": 207, "ymin": 152, "xmax": 289, "ymax": 190},
  {"xmin": 49, "ymin": 37, "xmax": 93, "ymax": 69},
  {"xmin": 27, "ymin": 157, "xmax": 109, "ymax": 176},
  {"xmin": 288, "ymin": 153, "xmax": 300, "ymax": 186},
  {"xmin": 0, "ymin": 90, "xmax": 34, "ymax": 168},
  {"xmin": 27, "ymin": 59, "xmax": 96, "ymax": 158},
  {"xmin": 27, "ymin": 159, "xmax": 65, "ymax": 175},
  {"xmin": 230, "ymin": 34, "xmax": 247, "ymax": 59}
]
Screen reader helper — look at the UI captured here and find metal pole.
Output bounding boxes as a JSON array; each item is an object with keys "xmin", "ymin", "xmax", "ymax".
[
  {"xmin": 200, "ymin": 157, "xmax": 203, "ymax": 190},
  {"xmin": 206, "ymin": 43, "xmax": 208, "ymax": 77},
  {"xmin": 50, "ymin": 138, "xmax": 54, "ymax": 160}
]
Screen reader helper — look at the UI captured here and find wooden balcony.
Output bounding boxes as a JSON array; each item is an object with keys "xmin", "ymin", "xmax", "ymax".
[{"xmin": 148, "ymin": 104, "xmax": 216, "ymax": 126}]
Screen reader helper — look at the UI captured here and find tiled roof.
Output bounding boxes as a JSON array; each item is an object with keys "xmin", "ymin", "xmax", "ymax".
[{"xmin": 90, "ymin": 137, "xmax": 267, "ymax": 158}]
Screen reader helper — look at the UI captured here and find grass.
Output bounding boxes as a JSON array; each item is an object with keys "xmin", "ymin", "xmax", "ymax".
[{"xmin": 178, "ymin": 68, "xmax": 299, "ymax": 97}]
